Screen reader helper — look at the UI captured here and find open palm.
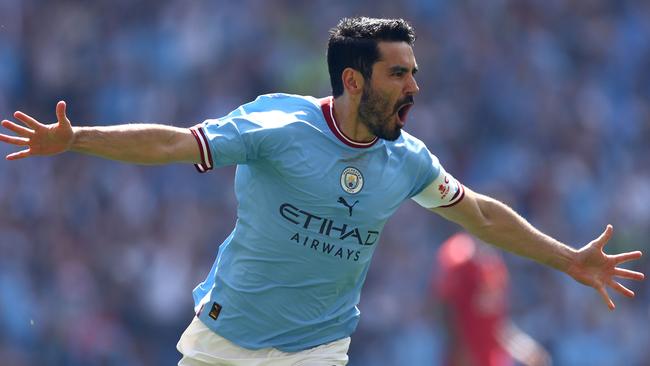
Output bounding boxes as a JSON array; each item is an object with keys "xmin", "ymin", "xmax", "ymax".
[
  {"xmin": 566, "ymin": 225, "xmax": 645, "ymax": 310},
  {"xmin": 0, "ymin": 101, "xmax": 74, "ymax": 160}
]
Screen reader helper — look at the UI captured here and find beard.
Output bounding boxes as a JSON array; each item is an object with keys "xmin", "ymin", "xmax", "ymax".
[{"xmin": 357, "ymin": 84, "xmax": 412, "ymax": 141}]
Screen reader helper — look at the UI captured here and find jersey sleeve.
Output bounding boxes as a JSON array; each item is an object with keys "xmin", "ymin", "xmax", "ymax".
[
  {"xmin": 189, "ymin": 95, "xmax": 286, "ymax": 173},
  {"xmin": 190, "ymin": 118, "xmax": 258, "ymax": 173},
  {"xmin": 411, "ymin": 154, "xmax": 465, "ymax": 208}
]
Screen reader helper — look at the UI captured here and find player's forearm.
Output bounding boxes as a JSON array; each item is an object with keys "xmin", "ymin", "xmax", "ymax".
[
  {"xmin": 71, "ymin": 124, "xmax": 196, "ymax": 164},
  {"xmin": 465, "ymin": 195, "xmax": 576, "ymax": 273}
]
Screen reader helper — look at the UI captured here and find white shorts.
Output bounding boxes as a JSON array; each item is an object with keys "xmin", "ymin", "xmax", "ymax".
[{"xmin": 176, "ymin": 317, "xmax": 350, "ymax": 366}]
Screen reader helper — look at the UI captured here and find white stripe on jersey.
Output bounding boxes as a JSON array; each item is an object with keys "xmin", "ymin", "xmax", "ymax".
[
  {"xmin": 326, "ymin": 97, "xmax": 377, "ymax": 147},
  {"xmin": 191, "ymin": 126, "xmax": 212, "ymax": 172}
]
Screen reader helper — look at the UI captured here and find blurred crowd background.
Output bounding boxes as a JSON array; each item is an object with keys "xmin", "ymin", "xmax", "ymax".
[{"xmin": 1, "ymin": 0, "xmax": 649, "ymax": 365}]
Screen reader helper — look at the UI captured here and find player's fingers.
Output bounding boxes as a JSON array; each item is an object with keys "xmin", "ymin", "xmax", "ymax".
[
  {"xmin": 13, "ymin": 111, "xmax": 42, "ymax": 129},
  {"xmin": 6, "ymin": 148, "xmax": 32, "ymax": 160},
  {"xmin": 614, "ymin": 267, "xmax": 645, "ymax": 281},
  {"xmin": 1, "ymin": 120, "xmax": 35, "ymax": 136},
  {"xmin": 611, "ymin": 251, "xmax": 643, "ymax": 265},
  {"xmin": 596, "ymin": 285, "xmax": 615, "ymax": 310},
  {"xmin": 56, "ymin": 101, "xmax": 70, "ymax": 126},
  {"xmin": 0, "ymin": 133, "xmax": 29, "ymax": 145},
  {"xmin": 608, "ymin": 280, "xmax": 635, "ymax": 298},
  {"xmin": 593, "ymin": 225, "xmax": 613, "ymax": 250}
]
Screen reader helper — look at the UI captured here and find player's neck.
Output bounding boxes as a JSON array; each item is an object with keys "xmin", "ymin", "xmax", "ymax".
[{"xmin": 332, "ymin": 96, "xmax": 376, "ymax": 143}]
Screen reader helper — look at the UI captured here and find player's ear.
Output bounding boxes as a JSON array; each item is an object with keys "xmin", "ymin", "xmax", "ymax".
[{"xmin": 341, "ymin": 68, "xmax": 365, "ymax": 96}]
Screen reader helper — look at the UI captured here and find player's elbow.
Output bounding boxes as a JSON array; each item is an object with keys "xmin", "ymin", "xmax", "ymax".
[
  {"xmin": 162, "ymin": 128, "xmax": 199, "ymax": 164},
  {"xmin": 469, "ymin": 194, "xmax": 500, "ymax": 232}
]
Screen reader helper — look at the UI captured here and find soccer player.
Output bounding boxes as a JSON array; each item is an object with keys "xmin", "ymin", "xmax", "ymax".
[
  {"xmin": 0, "ymin": 17, "xmax": 644, "ymax": 366},
  {"xmin": 434, "ymin": 232, "xmax": 551, "ymax": 366}
]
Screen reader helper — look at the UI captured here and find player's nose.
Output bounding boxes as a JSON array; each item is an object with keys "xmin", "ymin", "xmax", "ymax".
[{"xmin": 405, "ymin": 75, "xmax": 419, "ymax": 95}]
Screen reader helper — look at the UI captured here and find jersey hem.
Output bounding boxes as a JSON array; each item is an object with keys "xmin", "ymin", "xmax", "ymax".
[{"xmin": 197, "ymin": 312, "xmax": 354, "ymax": 353}]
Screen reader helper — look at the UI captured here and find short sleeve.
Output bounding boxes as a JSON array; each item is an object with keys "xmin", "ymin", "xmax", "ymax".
[
  {"xmin": 411, "ymin": 155, "xmax": 465, "ymax": 208},
  {"xmin": 189, "ymin": 95, "xmax": 293, "ymax": 173},
  {"xmin": 190, "ymin": 118, "xmax": 264, "ymax": 173}
]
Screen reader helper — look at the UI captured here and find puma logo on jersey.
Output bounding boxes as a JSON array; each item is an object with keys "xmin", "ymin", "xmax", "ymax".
[{"xmin": 338, "ymin": 196, "xmax": 359, "ymax": 216}]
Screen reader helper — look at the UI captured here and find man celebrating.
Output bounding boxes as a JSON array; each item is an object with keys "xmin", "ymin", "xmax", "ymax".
[{"xmin": 0, "ymin": 17, "xmax": 644, "ymax": 365}]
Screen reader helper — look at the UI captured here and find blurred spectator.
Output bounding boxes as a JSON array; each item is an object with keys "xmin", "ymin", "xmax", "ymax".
[
  {"xmin": 0, "ymin": 0, "xmax": 648, "ymax": 365},
  {"xmin": 433, "ymin": 232, "xmax": 551, "ymax": 366}
]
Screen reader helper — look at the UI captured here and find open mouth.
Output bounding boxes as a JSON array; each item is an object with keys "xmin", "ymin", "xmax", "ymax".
[{"xmin": 397, "ymin": 103, "xmax": 414, "ymax": 125}]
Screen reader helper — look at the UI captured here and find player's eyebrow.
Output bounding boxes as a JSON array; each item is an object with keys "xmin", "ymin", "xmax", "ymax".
[{"xmin": 389, "ymin": 65, "xmax": 418, "ymax": 75}]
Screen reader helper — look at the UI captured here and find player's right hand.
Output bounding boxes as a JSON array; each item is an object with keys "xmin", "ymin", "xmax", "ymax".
[{"xmin": 0, "ymin": 101, "xmax": 74, "ymax": 160}]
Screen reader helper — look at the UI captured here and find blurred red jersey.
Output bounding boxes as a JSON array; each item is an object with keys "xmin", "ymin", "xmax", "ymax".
[{"xmin": 434, "ymin": 233, "xmax": 512, "ymax": 366}]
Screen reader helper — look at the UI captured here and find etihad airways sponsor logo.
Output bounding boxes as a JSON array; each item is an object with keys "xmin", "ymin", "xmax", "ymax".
[
  {"xmin": 279, "ymin": 203, "xmax": 379, "ymax": 246},
  {"xmin": 289, "ymin": 232, "xmax": 361, "ymax": 262}
]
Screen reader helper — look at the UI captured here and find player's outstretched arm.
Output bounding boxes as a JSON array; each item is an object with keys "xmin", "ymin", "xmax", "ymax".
[
  {"xmin": 430, "ymin": 187, "xmax": 645, "ymax": 310},
  {"xmin": 0, "ymin": 101, "xmax": 201, "ymax": 165}
]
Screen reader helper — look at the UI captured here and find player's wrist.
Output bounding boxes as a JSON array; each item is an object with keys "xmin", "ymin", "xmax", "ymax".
[
  {"xmin": 556, "ymin": 245, "xmax": 580, "ymax": 276},
  {"xmin": 69, "ymin": 126, "xmax": 83, "ymax": 152}
]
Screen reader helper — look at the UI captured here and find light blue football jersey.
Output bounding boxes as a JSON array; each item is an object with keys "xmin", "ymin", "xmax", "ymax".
[{"xmin": 189, "ymin": 93, "xmax": 463, "ymax": 352}]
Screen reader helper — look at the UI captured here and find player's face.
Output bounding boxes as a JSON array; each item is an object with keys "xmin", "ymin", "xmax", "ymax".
[{"xmin": 358, "ymin": 42, "xmax": 419, "ymax": 141}]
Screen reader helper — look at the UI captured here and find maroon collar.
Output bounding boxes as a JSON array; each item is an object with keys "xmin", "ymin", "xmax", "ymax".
[{"xmin": 320, "ymin": 97, "xmax": 378, "ymax": 148}]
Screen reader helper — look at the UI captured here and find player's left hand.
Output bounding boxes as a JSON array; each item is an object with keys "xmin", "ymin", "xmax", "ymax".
[{"xmin": 566, "ymin": 224, "xmax": 644, "ymax": 310}]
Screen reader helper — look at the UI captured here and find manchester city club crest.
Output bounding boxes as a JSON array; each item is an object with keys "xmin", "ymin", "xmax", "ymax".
[{"xmin": 340, "ymin": 166, "xmax": 364, "ymax": 194}]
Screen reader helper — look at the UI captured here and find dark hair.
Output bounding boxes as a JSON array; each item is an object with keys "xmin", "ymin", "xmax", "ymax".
[{"xmin": 327, "ymin": 17, "xmax": 416, "ymax": 97}]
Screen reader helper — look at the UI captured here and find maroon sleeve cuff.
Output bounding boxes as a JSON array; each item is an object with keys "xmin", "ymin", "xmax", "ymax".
[{"xmin": 190, "ymin": 126, "xmax": 213, "ymax": 173}]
